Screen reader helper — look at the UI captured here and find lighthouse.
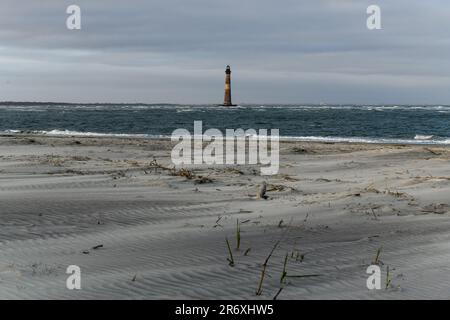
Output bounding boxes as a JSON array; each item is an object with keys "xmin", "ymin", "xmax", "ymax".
[{"xmin": 222, "ymin": 65, "xmax": 235, "ymax": 106}]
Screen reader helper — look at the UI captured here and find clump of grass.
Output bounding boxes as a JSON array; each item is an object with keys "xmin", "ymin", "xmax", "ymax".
[
  {"xmin": 385, "ymin": 189, "xmax": 409, "ymax": 199},
  {"xmin": 225, "ymin": 237, "xmax": 234, "ymax": 267},
  {"xmin": 278, "ymin": 220, "xmax": 284, "ymax": 228},
  {"xmin": 149, "ymin": 158, "xmax": 213, "ymax": 184},
  {"xmin": 280, "ymin": 253, "xmax": 288, "ymax": 284},
  {"xmin": 373, "ymin": 247, "xmax": 382, "ymax": 265},
  {"xmin": 364, "ymin": 186, "xmax": 381, "ymax": 194},
  {"xmin": 236, "ymin": 219, "xmax": 241, "ymax": 250},
  {"xmin": 213, "ymin": 216, "xmax": 223, "ymax": 228},
  {"xmin": 273, "ymin": 252, "xmax": 318, "ymax": 300},
  {"xmin": 172, "ymin": 168, "xmax": 194, "ymax": 179},
  {"xmin": 71, "ymin": 155, "xmax": 91, "ymax": 161},
  {"xmin": 267, "ymin": 184, "xmax": 285, "ymax": 192},
  {"xmin": 149, "ymin": 159, "xmax": 193, "ymax": 178},
  {"xmin": 272, "ymin": 287, "xmax": 284, "ymax": 300},
  {"xmin": 225, "ymin": 167, "xmax": 244, "ymax": 175},
  {"xmin": 385, "ymin": 266, "xmax": 392, "ymax": 290},
  {"xmin": 256, "ymin": 241, "xmax": 280, "ymax": 296}
]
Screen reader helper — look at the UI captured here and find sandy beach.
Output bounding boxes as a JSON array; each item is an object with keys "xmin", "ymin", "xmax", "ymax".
[{"xmin": 1, "ymin": 134, "xmax": 450, "ymax": 299}]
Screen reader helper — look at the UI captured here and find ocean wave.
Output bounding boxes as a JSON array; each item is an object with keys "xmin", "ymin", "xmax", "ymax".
[
  {"xmin": 3, "ymin": 129, "xmax": 450, "ymax": 145},
  {"xmin": 1, "ymin": 129, "xmax": 22, "ymax": 134},
  {"xmin": 279, "ymin": 135, "xmax": 450, "ymax": 145},
  {"xmin": 2, "ymin": 129, "xmax": 162, "ymax": 139},
  {"xmin": 414, "ymin": 134, "xmax": 434, "ymax": 140}
]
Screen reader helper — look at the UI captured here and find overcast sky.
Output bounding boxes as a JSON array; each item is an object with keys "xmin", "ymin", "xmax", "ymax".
[{"xmin": 0, "ymin": 0, "xmax": 449, "ymax": 104}]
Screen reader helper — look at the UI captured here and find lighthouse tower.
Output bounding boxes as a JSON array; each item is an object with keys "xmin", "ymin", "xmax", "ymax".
[{"xmin": 223, "ymin": 65, "xmax": 235, "ymax": 106}]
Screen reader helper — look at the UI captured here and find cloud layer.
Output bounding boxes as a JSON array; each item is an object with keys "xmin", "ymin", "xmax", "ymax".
[{"xmin": 1, "ymin": 0, "xmax": 449, "ymax": 104}]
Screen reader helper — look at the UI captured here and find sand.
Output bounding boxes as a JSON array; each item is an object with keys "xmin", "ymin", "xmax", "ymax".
[{"xmin": 1, "ymin": 134, "xmax": 450, "ymax": 299}]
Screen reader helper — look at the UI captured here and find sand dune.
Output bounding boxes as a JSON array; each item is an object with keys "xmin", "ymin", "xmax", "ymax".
[{"xmin": 1, "ymin": 135, "xmax": 450, "ymax": 299}]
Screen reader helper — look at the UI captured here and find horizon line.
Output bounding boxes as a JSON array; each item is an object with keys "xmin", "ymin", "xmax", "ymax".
[{"xmin": 1, "ymin": 101, "xmax": 449, "ymax": 106}]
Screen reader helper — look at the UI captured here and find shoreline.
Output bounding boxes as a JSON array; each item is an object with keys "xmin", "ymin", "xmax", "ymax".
[{"xmin": 2, "ymin": 132, "xmax": 450, "ymax": 147}]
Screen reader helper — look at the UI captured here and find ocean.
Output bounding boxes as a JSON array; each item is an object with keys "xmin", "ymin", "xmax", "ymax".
[{"xmin": 1, "ymin": 103, "xmax": 450, "ymax": 145}]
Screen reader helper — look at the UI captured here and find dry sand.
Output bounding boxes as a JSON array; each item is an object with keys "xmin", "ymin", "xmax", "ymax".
[{"xmin": 1, "ymin": 134, "xmax": 450, "ymax": 299}]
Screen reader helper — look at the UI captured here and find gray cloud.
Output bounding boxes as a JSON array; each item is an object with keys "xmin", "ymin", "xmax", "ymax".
[{"xmin": 0, "ymin": 0, "xmax": 449, "ymax": 104}]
